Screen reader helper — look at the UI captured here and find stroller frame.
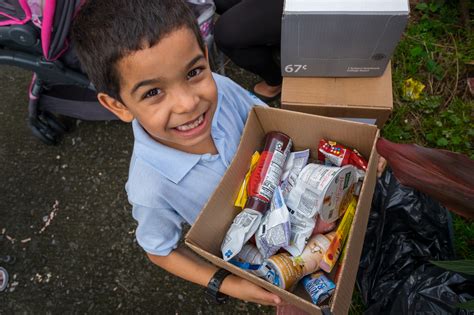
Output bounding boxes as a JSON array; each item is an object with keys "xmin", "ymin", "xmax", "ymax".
[
  {"xmin": 0, "ymin": 0, "xmax": 100, "ymax": 144},
  {"xmin": 0, "ymin": 0, "xmax": 222, "ymax": 144}
]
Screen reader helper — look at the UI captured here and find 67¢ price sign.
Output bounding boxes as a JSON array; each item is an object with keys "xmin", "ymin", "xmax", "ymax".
[{"xmin": 284, "ymin": 64, "xmax": 308, "ymax": 73}]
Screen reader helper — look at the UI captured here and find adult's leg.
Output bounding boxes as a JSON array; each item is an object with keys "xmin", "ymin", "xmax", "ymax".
[
  {"xmin": 214, "ymin": 0, "xmax": 242, "ymax": 15},
  {"xmin": 214, "ymin": 0, "xmax": 284, "ymax": 87}
]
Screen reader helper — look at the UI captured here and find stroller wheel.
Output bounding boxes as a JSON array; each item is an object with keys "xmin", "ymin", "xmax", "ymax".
[
  {"xmin": 0, "ymin": 267, "xmax": 8, "ymax": 292},
  {"xmin": 40, "ymin": 111, "xmax": 69, "ymax": 134},
  {"xmin": 29, "ymin": 117, "xmax": 59, "ymax": 145}
]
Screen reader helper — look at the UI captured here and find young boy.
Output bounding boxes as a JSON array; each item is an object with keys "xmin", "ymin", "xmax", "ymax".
[{"xmin": 71, "ymin": 0, "xmax": 282, "ymax": 307}]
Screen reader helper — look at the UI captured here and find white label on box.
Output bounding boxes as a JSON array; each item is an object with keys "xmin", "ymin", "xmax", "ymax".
[{"xmin": 285, "ymin": 0, "xmax": 409, "ymax": 13}]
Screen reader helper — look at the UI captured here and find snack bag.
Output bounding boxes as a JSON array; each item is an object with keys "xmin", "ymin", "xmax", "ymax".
[
  {"xmin": 302, "ymin": 272, "xmax": 336, "ymax": 305},
  {"xmin": 221, "ymin": 208, "xmax": 262, "ymax": 261},
  {"xmin": 280, "ymin": 149, "xmax": 310, "ymax": 199},
  {"xmin": 318, "ymin": 139, "xmax": 368, "ymax": 171},
  {"xmin": 320, "ymin": 197, "xmax": 357, "ymax": 273},
  {"xmin": 234, "ymin": 151, "xmax": 260, "ymax": 209},
  {"xmin": 256, "ymin": 187, "xmax": 291, "ymax": 258},
  {"xmin": 231, "ymin": 244, "xmax": 270, "ymax": 277}
]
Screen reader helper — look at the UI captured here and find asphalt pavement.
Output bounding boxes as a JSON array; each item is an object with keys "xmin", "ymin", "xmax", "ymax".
[{"xmin": 0, "ymin": 64, "xmax": 273, "ymax": 314}]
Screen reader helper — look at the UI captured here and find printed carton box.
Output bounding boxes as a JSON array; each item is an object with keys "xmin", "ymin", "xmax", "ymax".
[
  {"xmin": 281, "ymin": 0, "xmax": 409, "ymax": 77},
  {"xmin": 282, "ymin": 64, "xmax": 393, "ymax": 128},
  {"xmin": 185, "ymin": 107, "xmax": 379, "ymax": 314}
]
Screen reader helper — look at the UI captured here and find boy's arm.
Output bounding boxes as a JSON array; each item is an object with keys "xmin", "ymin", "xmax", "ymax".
[{"xmin": 147, "ymin": 246, "xmax": 282, "ymax": 306}]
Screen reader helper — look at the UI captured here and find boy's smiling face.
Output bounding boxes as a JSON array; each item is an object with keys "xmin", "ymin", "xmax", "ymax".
[{"xmin": 99, "ymin": 27, "xmax": 218, "ymax": 155}]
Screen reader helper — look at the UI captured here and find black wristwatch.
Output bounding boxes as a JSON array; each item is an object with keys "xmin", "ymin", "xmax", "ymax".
[{"xmin": 205, "ymin": 268, "xmax": 231, "ymax": 304}]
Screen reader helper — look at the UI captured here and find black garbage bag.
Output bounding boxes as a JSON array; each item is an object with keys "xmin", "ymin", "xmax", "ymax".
[{"xmin": 357, "ymin": 168, "xmax": 474, "ymax": 314}]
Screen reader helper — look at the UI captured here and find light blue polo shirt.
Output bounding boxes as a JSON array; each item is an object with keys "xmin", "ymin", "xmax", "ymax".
[{"xmin": 126, "ymin": 73, "xmax": 265, "ymax": 256}]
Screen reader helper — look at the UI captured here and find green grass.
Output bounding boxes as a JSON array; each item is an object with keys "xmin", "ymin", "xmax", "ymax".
[
  {"xmin": 387, "ymin": 0, "xmax": 473, "ymax": 261},
  {"xmin": 453, "ymin": 214, "xmax": 474, "ymax": 260},
  {"xmin": 349, "ymin": 289, "xmax": 366, "ymax": 315},
  {"xmin": 352, "ymin": 1, "xmax": 474, "ymax": 313},
  {"xmin": 387, "ymin": 1, "xmax": 473, "ymax": 157}
]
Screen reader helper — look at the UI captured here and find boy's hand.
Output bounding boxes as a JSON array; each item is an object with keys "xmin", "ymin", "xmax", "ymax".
[
  {"xmin": 377, "ymin": 156, "xmax": 387, "ymax": 177},
  {"xmin": 221, "ymin": 274, "xmax": 283, "ymax": 306},
  {"xmin": 147, "ymin": 247, "xmax": 284, "ymax": 307}
]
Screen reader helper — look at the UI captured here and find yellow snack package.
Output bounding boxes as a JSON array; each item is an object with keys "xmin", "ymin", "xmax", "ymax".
[
  {"xmin": 234, "ymin": 151, "xmax": 260, "ymax": 209},
  {"xmin": 402, "ymin": 78, "xmax": 425, "ymax": 100},
  {"xmin": 320, "ymin": 196, "xmax": 357, "ymax": 273}
]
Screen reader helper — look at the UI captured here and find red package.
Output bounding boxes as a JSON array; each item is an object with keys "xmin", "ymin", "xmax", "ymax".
[
  {"xmin": 312, "ymin": 215, "xmax": 337, "ymax": 235},
  {"xmin": 318, "ymin": 139, "xmax": 368, "ymax": 171},
  {"xmin": 247, "ymin": 132, "xmax": 292, "ymax": 205}
]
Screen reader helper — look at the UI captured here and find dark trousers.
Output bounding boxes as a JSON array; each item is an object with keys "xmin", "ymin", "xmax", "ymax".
[{"xmin": 214, "ymin": 0, "xmax": 284, "ymax": 86}]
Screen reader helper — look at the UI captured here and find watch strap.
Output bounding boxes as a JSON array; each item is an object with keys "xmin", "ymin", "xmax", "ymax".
[{"xmin": 206, "ymin": 268, "xmax": 231, "ymax": 304}]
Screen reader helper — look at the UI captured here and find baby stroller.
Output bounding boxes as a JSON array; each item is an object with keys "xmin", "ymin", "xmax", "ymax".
[{"xmin": 0, "ymin": 0, "xmax": 218, "ymax": 145}]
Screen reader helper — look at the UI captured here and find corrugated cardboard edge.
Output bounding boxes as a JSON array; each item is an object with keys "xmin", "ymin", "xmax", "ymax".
[
  {"xmin": 185, "ymin": 107, "xmax": 265, "ymax": 251},
  {"xmin": 330, "ymin": 130, "xmax": 380, "ymax": 315},
  {"xmin": 281, "ymin": 103, "xmax": 391, "ymax": 110},
  {"xmin": 280, "ymin": 104, "xmax": 391, "ymax": 128},
  {"xmin": 254, "ymin": 107, "xmax": 378, "ymax": 158}
]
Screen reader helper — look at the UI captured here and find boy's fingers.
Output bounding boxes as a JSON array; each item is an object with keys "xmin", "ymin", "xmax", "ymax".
[
  {"xmin": 377, "ymin": 156, "xmax": 387, "ymax": 177},
  {"xmin": 236, "ymin": 277, "xmax": 284, "ymax": 306},
  {"xmin": 270, "ymin": 293, "xmax": 282, "ymax": 305},
  {"xmin": 257, "ymin": 291, "xmax": 282, "ymax": 305}
]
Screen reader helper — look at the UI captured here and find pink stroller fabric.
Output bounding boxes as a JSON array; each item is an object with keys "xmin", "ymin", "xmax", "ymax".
[
  {"xmin": 0, "ymin": 0, "xmax": 31, "ymax": 26},
  {"xmin": 40, "ymin": 0, "xmax": 55, "ymax": 60},
  {"xmin": 1, "ymin": 0, "xmax": 80, "ymax": 60}
]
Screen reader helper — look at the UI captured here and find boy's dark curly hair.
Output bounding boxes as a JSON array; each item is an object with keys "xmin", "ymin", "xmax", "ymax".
[{"xmin": 71, "ymin": 0, "xmax": 205, "ymax": 101}]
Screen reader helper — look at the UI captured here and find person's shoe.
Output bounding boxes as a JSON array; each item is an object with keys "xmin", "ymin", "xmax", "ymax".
[
  {"xmin": 252, "ymin": 81, "xmax": 281, "ymax": 103},
  {"xmin": 0, "ymin": 267, "xmax": 8, "ymax": 292}
]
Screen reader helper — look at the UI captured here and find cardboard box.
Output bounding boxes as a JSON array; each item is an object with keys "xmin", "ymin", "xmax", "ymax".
[
  {"xmin": 185, "ymin": 107, "xmax": 380, "ymax": 314},
  {"xmin": 281, "ymin": 0, "xmax": 409, "ymax": 77},
  {"xmin": 281, "ymin": 64, "xmax": 393, "ymax": 128}
]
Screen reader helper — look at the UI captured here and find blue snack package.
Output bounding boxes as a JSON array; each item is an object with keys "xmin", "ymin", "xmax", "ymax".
[{"xmin": 302, "ymin": 272, "xmax": 336, "ymax": 305}]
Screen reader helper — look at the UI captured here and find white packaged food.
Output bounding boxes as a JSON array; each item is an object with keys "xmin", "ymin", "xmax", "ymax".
[
  {"xmin": 256, "ymin": 187, "xmax": 291, "ymax": 258},
  {"xmin": 221, "ymin": 208, "xmax": 262, "ymax": 261},
  {"xmin": 286, "ymin": 164, "xmax": 356, "ymax": 223}
]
